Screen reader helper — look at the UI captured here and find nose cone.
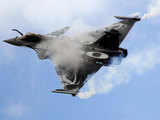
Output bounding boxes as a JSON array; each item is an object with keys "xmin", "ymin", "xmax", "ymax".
[
  {"xmin": 3, "ymin": 33, "xmax": 43, "ymax": 48},
  {"xmin": 3, "ymin": 37, "xmax": 25, "ymax": 46}
]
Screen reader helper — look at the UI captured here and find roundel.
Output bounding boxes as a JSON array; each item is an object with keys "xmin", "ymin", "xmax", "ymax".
[{"xmin": 86, "ymin": 52, "xmax": 109, "ymax": 59}]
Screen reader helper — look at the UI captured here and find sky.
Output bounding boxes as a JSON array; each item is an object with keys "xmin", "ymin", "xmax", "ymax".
[{"xmin": 0, "ymin": 0, "xmax": 160, "ymax": 120}]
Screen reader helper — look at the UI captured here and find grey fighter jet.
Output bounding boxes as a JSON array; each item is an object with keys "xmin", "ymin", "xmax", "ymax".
[{"xmin": 4, "ymin": 16, "xmax": 140, "ymax": 96}]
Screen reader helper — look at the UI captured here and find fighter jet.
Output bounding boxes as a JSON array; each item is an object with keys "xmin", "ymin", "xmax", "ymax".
[{"xmin": 4, "ymin": 16, "xmax": 140, "ymax": 96}]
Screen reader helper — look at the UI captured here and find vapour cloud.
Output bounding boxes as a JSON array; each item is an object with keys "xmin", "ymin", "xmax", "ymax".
[
  {"xmin": 47, "ymin": 36, "xmax": 84, "ymax": 69},
  {"xmin": 78, "ymin": 46, "xmax": 160, "ymax": 99},
  {"xmin": 36, "ymin": 21, "xmax": 97, "ymax": 69},
  {"xmin": 142, "ymin": 0, "xmax": 160, "ymax": 19}
]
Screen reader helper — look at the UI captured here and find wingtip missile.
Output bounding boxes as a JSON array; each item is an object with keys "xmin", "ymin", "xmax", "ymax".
[
  {"xmin": 114, "ymin": 16, "xmax": 141, "ymax": 21},
  {"xmin": 52, "ymin": 89, "xmax": 78, "ymax": 96}
]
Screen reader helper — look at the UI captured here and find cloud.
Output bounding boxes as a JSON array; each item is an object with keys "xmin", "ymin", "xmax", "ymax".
[
  {"xmin": 78, "ymin": 46, "xmax": 160, "ymax": 99},
  {"xmin": 23, "ymin": 0, "xmax": 108, "ymax": 31},
  {"xmin": 0, "ymin": 0, "xmax": 112, "ymax": 33},
  {"xmin": 3, "ymin": 102, "xmax": 29, "ymax": 118}
]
